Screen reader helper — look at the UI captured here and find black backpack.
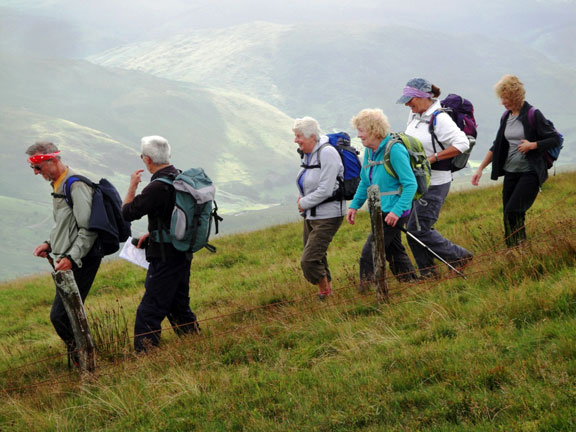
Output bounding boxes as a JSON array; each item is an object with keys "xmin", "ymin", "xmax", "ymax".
[{"xmin": 54, "ymin": 175, "xmax": 131, "ymax": 256}]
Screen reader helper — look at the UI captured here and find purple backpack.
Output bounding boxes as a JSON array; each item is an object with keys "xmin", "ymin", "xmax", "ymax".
[
  {"xmin": 429, "ymin": 93, "xmax": 478, "ymax": 172},
  {"xmin": 434, "ymin": 94, "xmax": 478, "ymax": 138}
]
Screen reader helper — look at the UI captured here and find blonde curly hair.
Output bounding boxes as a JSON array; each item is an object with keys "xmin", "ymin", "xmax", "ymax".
[
  {"xmin": 351, "ymin": 109, "xmax": 390, "ymax": 140},
  {"xmin": 494, "ymin": 74, "xmax": 526, "ymax": 112}
]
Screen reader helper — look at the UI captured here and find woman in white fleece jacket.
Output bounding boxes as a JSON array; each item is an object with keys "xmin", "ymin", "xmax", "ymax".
[
  {"xmin": 396, "ymin": 78, "xmax": 473, "ymax": 278},
  {"xmin": 294, "ymin": 116, "xmax": 345, "ymax": 299}
]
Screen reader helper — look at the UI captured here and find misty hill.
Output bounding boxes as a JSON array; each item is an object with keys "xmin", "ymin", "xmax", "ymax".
[
  {"xmin": 4, "ymin": 0, "xmax": 576, "ymax": 67},
  {"xmin": 0, "ymin": 55, "xmax": 301, "ymax": 281},
  {"xmin": 88, "ymin": 21, "xmax": 576, "ymax": 158}
]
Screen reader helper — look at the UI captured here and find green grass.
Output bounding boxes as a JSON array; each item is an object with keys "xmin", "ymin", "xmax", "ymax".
[{"xmin": 0, "ymin": 172, "xmax": 575, "ymax": 431}]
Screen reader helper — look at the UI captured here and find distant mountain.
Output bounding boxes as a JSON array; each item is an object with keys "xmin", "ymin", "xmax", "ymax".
[
  {"xmin": 0, "ymin": 55, "xmax": 301, "ymax": 281},
  {"xmin": 88, "ymin": 21, "xmax": 576, "ymax": 158},
  {"xmin": 0, "ymin": 54, "xmax": 298, "ymax": 201}
]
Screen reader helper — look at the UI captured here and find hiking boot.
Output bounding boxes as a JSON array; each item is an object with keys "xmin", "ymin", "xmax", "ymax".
[
  {"xmin": 317, "ymin": 289, "xmax": 333, "ymax": 300},
  {"xmin": 418, "ymin": 269, "xmax": 440, "ymax": 281},
  {"xmin": 452, "ymin": 254, "xmax": 473, "ymax": 272}
]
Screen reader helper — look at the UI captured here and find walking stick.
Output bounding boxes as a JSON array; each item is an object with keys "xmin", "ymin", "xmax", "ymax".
[
  {"xmin": 399, "ymin": 227, "xmax": 467, "ymax": 279},
  {"xmin": 46, "ymin": 254, "xmax": 56, "ymax": 270}
]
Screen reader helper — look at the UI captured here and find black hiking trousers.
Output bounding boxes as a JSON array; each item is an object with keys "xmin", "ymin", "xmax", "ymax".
[
  {"xmin": 50, "ymin": 255, "xmax": 102, "ymax": 348},
  {"xmin": 502, "ymin": 171, "xmax": 540, "ymax": 247},
  {"xmin": 134, "ymin": 252, "xmax": 199, "ymax": 352}
]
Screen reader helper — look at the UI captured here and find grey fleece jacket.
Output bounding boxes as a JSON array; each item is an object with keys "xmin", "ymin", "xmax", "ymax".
[
  {"xmin": 49, "ymin": 168, "xmax": 97, "ymax": 267},
  {"xmin": 296, "ymin": 136, "xmax": 346, "ymax": 220}
]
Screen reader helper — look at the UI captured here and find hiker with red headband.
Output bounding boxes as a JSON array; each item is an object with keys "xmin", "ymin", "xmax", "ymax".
[{"xmin": 26, "ymin": 142, "xmax": 102, "ymax": 362}]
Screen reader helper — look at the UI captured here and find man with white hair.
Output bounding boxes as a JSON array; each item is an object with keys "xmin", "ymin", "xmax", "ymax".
[{"xmin": 122, "ymin": 136, "xmax": 199, "ymax": 352}]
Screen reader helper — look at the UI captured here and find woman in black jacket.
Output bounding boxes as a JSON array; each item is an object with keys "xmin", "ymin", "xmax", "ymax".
[{"xmin": 472, "ymin": 74, "xmax": 562, "ymax": 247}]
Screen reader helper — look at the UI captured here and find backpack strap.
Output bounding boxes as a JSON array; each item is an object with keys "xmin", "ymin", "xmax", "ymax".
[
  {"xmin": 150, "ymin": 175, "xmax": 177, "ymax": 261},
  {"xmin": 300, "ymin": 142, "xmax": 330, "ymax": 169},
  {"xmin": 527, "ymin": 106, "xmax": 536, "ymax": 130},
  {"xmin": 302, "ymin": 142, "xmax": 344, "ymax": 217},
  {"xmin": 51, "ymin": 175, "xmax": 94, "ymax": 207},
  {"xmin": 428, "ymin": 110, "xmax": 454, "ymax": 171}
]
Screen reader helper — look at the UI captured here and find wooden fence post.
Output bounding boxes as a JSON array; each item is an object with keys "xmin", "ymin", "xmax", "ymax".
[
  {"xmin": 367, "ymin": 185, "xmax": 389, "ymax": 300},
  {"xmin": 52, "ymin": 270, "xmax": 96, "ymax": 373}
]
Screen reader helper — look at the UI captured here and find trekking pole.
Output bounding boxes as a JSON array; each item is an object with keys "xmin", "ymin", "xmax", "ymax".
[
  {"xmin": 46, "ymin": 253, "xmax": 56, "ymax": 271},
  {"xmin": 399, "ymin": 227, "xmax": 467, "ymax": 279}
]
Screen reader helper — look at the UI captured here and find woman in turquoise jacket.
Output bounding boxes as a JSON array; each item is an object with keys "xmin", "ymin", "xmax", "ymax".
[{"xmin": 347, "ymin": 108, "xmax": 418, "ymax": 288}]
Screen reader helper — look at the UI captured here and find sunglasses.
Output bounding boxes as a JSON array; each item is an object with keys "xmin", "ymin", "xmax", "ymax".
[{"xmin": 30, "ymin": 164, "xmax": 43, "ymax": 170}]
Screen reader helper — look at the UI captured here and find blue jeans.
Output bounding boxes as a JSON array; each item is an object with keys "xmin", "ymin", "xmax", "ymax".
[{"xmin": 407, "ymin": 183, "xmax": 472, "ymax": 277}]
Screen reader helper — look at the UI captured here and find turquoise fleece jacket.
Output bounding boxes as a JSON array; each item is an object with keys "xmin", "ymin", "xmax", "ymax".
[{"xmin": 349, "ymin": 134, "xmax": 417, "ymax": 216}]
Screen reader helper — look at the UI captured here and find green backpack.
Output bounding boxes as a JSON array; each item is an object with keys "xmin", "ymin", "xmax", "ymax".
[
  {"xmin": 151, "ymin": 168, "xmax": 222, "ymax": 254},
  {"xmin": 382, "ymin": 132, "xmax": 431, "ymax": 200}
]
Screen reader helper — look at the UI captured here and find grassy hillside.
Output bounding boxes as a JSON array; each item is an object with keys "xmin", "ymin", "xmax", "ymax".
[
  {"xmin": 88, "ymin": 21, "xmax": 576, "ymax": 160},
  {"xmin": 1, "ymin": 171, "xmax": 575, "ymax": 431}
]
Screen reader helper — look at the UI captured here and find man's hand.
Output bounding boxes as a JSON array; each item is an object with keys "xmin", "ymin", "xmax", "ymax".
[
  {"xmin": 55, "ymin": 256, "xmax": 73, "ymax": 272},
  {"xmin": 33, "ymin": 242, "xmax": 50, "ymax": 258},
  {"xmin": 137, "ymin": 232, "xmax": 150, "ymax": 249},
  {"xmin": 130, "ymin": 169, "xmax": 144, "ymax": 187},
  {"xmin": 124, "ymin": 169, "xmax": 145, "ymax": 205}
]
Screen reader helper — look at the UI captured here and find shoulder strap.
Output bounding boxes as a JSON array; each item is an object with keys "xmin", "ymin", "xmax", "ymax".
[
  {"xmin": 154, "ymin": 176, "xmax": 174, "ymax": 186},
  {"xmin": 300, "ymin": 142, "xmax": 330, "ymax": 169},
  {"xmin": 428, "ymin": 109, "xmax": 446, "ymax": 151},
  {"xmin": 53, "ymin": 175, "xmax": 94, "ymax": 208},
  {"xmin": 527, "ymin": 106, "xmax": 536, "ymax": 130}
]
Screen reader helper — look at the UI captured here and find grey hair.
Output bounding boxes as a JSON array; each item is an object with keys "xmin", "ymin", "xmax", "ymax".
[
  {"xmin": 141, "ymin": 136, "xmax": 171, "ymax": 164},
  {"xmin": 293, "ymin": 117, "xmax": 322, "ymax": 140},
  {"xmin": 25, "ymin": 141, "xmax": 60, "ymax": 158}
]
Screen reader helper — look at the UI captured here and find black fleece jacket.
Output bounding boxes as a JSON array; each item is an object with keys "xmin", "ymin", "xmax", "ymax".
[
  {"xmin": 122, "ymin": 165, "xmax": 180, "ymax": 260},
  {"xmin": 490, "ymin": 101, "xmax": 562, "ymax": 186}
]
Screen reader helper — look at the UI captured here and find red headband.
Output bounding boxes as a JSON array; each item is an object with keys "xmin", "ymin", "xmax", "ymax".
[{"xmin": 28, "ymin": 151, "xmax": 60, "ymax": 164}]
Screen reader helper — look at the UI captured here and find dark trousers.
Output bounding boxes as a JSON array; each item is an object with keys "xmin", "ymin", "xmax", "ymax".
[
  {"xmin": 134, "ymin": 253, "xmax": 198, "ymax": 352},
  {"xmin": 502, "ymin": 171, "xmax": 540, "ymax": 247},
  {"xmin": 407, "ymin": 183, "xmax": 472, "ymax": 277},
  {"xmin": 360, "ymin": 213, "xmax": 417, "ymax": 283},
  {"xmin": 50, "ymin": 255, "xmax": 102, "ymax": 348}
]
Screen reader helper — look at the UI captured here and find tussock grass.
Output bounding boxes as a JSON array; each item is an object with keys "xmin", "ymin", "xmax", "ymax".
[{"xmin": 0, "ymin": 172, "xmax": 575, "ymax": 431}]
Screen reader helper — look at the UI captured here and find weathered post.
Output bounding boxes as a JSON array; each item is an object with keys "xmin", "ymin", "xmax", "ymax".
[
  {"xmin": 52, "ymin": 270, "xmax": 96, "ymax": 373},
  {"xmin": 367, "ymin": 185, "xmax": 388, "ymax": 300}
]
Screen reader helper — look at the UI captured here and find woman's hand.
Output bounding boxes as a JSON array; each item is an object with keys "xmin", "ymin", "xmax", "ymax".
[
  {"xmin": 518, "ymin": 140, "xmax": 537, "ymax": 154},
  {"xmin": 471, "ymin": 169, "xmax": 482, "ymax": 186},
  {"xmin": 347, "ymin": 208, "xmax": 357, "ymax": 225},
  {"xmin": 384, "ymin": 211, "xmax": 399, "ymax": 227},
  {"xmin": 297, "ymin": 197, "xmax": 303, "ymax": 213}
]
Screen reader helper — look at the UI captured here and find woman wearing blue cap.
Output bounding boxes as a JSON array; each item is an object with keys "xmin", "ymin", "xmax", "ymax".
[{"xmin": 397, "ymin": 78, "xmax": 473, "ymax": 278}]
